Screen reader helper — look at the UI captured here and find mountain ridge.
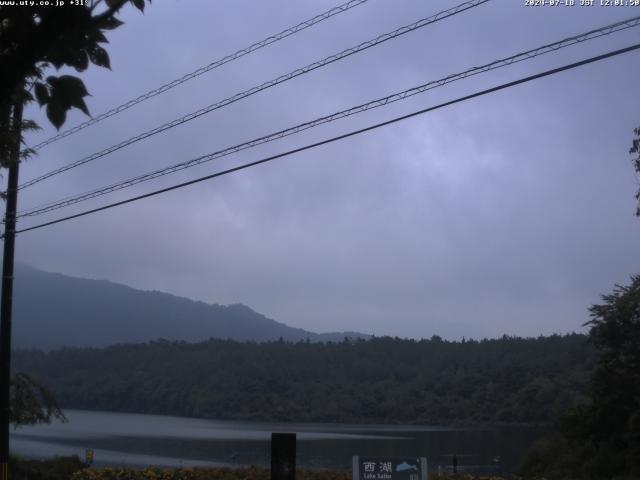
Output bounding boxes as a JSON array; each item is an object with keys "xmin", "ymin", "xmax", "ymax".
[{"xmin": 12, "ymin": 263, "xmax": 369, "ymax": 349}]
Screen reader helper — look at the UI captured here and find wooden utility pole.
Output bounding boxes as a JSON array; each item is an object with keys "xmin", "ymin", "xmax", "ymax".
[{"xmin": 0, "ymin": 98, "xmax": 23, "ymax": 480}]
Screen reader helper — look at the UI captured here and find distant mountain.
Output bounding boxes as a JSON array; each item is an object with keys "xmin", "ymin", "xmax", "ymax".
[{"xmin": 12, "ymin": 264, "xmax": 369, "ymax": 349}]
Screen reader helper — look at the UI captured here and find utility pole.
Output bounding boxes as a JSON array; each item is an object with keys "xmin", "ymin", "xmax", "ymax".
[{"xmin": 0, "ymin": 98, "xmax": 24, "ymax": 480}]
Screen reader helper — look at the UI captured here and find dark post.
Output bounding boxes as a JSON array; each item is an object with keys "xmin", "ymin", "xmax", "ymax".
[
  {"xmin": 271, "ymin": 432, "xmax": 296, "ymax": 480},
  {"xmin": 0, "ymin": 99, "xmax": 23, "ymax": 480},
  {"xmin": 452, "ymin": 454, "xmax": 457, "ymax": 474}
]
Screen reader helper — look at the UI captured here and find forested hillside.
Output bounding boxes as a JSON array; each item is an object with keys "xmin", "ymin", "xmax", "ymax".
[{"xmin": 14, "ymin": 334, "xmax": 594, "ymax": 425}]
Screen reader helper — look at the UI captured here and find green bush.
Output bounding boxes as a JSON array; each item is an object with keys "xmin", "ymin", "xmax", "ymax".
[{"xmin": 10, "ymin": 454, "xmax": 87, "ymax": 480}]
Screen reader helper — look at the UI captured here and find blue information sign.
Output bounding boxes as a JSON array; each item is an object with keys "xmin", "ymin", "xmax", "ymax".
[{"xmin": 352, "ymin": 457, "xmax": 427, "ymax": 480}]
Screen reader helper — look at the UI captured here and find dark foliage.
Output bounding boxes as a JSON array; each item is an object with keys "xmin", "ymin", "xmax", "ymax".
[
  {"xmin": 14, "ymin": 334, "xmax": 594, "ymax": 426},
  {"xmin": 519, "ymin": 276, "xmax": 640, "ymax": 479},
  {"xmin": 0, "ymin": 0, "xmax": 150, "ymax": 168},
  {"xmin": 9, "ymin": 455, "xmax": 86, "ymax": 480},
  {"xmin": 9, "ymin": 373, "xmax": 66, "ymax": 427},
  {"xmin": 631, "ymin": 127, "xmax": 640, "ymax": 216}
]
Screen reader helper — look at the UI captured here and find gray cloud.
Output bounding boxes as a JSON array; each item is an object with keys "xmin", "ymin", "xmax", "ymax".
[{"xmin": 15, "ymin": 0, "xmax": 640, "ymax": 340}]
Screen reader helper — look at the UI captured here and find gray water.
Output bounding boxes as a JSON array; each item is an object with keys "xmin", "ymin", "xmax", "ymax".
[{"xmin": 10, "ymin": 410, "xmax": 544, "ymax": 474}]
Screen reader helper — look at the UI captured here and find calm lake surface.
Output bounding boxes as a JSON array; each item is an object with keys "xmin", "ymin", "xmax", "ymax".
[{"xmin": 11, "ymin": 410, "xmax": 545, "ymax": 474}]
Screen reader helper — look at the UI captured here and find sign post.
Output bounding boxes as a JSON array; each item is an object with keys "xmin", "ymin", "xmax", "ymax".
[
  {"xmin": 84, "ymin": 449, "xmax": 94, "ymax": 466},
  {"xmin": 271, "ymin": 433, "xmax": 296, "ymax": 480}
]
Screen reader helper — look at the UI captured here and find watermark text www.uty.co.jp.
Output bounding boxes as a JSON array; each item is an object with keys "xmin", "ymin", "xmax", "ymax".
[{"xmin": 0, "ymin": 0, "xmax": 88, "ymax": 6}]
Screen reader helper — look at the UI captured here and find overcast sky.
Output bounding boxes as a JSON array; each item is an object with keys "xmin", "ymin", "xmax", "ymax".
[{"xmin": 14, "ymin": 0, "xmax": 640, "ymax": 339}]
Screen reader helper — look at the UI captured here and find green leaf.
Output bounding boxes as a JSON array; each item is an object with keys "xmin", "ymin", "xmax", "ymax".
[
  {"xmin": 10, "ymin": 373, "xmax": 67, "ymax": 427},
  {"xmin": 70, "ymin": 96, "xmax": 90, "ymax": 117},
  {"xmin": 91, "ymin": 30, "xmax": 109, "ymax": 44},
  {"xmin": 44, "ymin": 75, "xmax": 91, "ymax": 125},
  {"xmin": 89, "ymin": 45, "xmax": 111, "ymax": 69},
  {"xmin": 45, "ymin": 75, "xmax": 60, "ymax": 88},
  {"xmin": 20, "ymin": 148, "xmax": 38, "ymax": 161},
  {"xmin": 70, "ymin": 49, "xmax": 89, "ymax": 72},
  {"xmin": 32, "ymin": 64, "xmax": 47, "ymax": 80},
  {"xmin": 21, "ymin": 120, "xmax": 41, "ymax": 132},
  {"xmin": 46, "ymin": 42, "xmax": 89, "ymax": 73},
  {"xmin": 46, "ymin": 100, "xmax": 66, "ymax": 130},
  {"xmin": 19, "ymin": 89, "xmax": 34, "ymax": 103},
  {"xmin": 99, "ymin": 15, "xmax": 124, "ymax": 30},
  {"xmin": 48, "ymin": 75, "xmax": 91, "ymax": 119},
  {"xmin": 34, "ymin": 82, "xmax": 50, "ymax": 106},
  {"xmin": 50, "ymin": 75, "xmax": 89, "ymax": 99},
  {"xmin": 49, "ymin": 57, "xmax": 64, "ymax": 70}
]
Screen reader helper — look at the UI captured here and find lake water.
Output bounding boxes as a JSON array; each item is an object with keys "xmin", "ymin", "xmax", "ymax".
[{"xmin": 10, "ymin": 410, "xmax": 544, "ymax": 474}]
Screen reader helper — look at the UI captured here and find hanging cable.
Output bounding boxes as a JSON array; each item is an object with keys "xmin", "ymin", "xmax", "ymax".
[
  {"xmin": 12, "ymin": 42, "xmax": 640, "ymax": 236},
  {"xmin": 19, "ymin": 0, "xmax": 490, "ymax": 190},
  {"xmin": 30, "ymin": 0, "xmax": 372, "ymax": 151},
  {"xmin": 17, "ymin": 14, "xmax": 640, "ymax": 219}
]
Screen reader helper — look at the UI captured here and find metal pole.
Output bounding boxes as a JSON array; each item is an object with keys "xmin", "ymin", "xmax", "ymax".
[
  {"xmin": 271, "ymin": 433, "xmax": 296, "ymax": 480},
  {"xmin": 0, "ymin": 98, "xmax": 23, "ymax": 480}
]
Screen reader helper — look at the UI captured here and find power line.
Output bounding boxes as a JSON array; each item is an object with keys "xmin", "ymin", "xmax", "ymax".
[
  {"xmin": 19, "ymin": 0, "xmax": 490, "ymax": 190},
  {"xmin": 17, "ymin": 14, "xmax": 640, "ymax": 219},
  {"xmin": 12, "ymin": 42, "xmax": 640, "ymax": 237},
  {"xmin": 30, "ymin": 0, "xmax": 371, "ymax": 151}
]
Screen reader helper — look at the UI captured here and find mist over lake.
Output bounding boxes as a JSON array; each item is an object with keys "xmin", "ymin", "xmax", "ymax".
[{"xmin": 11, "ymin": 410, "xmax": 543, "ymax": 474}]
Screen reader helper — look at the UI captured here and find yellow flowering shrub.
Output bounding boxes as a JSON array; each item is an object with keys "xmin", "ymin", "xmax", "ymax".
[{"xmin": 72, "ymin": 468, "xmax": 513, "ymax": 480}]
